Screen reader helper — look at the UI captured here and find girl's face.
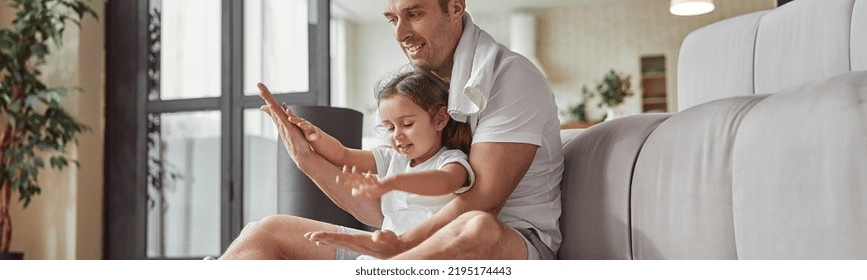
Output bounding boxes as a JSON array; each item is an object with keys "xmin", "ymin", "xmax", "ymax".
[{"xmin": 379, "ymin": 94, "xmax": 448, "ymax": 166}]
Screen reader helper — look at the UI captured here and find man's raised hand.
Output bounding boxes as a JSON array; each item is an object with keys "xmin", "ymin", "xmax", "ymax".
[{"xmin": 257, "ymin": 82, "xmax": 320, "ymax": 142}]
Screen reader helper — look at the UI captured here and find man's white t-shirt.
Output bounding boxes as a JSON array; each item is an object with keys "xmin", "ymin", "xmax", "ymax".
[
  {"xmin": 372, "ymin": 146, "xmax": 476, "ymax": 235},
  {"xmin": 461, "ymin": 48, "xmax": 565, "ymax": 253}
]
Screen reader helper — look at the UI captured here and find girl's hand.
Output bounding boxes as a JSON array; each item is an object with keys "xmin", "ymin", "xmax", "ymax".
[
  {"xmin": 335, "ymin": 165, "xmax": 392, "ymax": 198},
  {"xmin": 257, "ymin": 82, "xmax": 320, "ymax": 142},
  {"xmin": 285, "ymin": 112, "xmax": 320, "ymax": 142}
]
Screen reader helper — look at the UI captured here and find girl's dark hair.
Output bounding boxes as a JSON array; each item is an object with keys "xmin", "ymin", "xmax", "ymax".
[{"xmin": 376, "ymin": 69, "xmax": 472, "ymax": 154}]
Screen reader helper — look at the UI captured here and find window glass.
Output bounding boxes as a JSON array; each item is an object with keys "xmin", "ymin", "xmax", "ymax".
[
  {"xmin": 146, "ymin": 111, "xmax": 221, "ymax": 258},
  {"xmin": 242, "ymin": 108, "xmax": 279, "ymax": 224},
  {"xmin": 157, "ymin": 0, "xmax": 222, "ymax": 100},
  {"xmin": 244, "ymin": 0, "xmax": 310, "ymax": 95}
]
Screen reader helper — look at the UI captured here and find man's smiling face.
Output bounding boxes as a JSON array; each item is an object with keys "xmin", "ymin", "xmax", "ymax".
[{"xmin": 383, "ymin": 0, "xmax": 464, "ymax": 78}]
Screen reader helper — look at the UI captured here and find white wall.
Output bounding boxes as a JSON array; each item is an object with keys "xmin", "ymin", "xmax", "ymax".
[
  {"xmin": 346, "ymin": 21, "xmax": 405, "ymax": 138},
  {"xmin": 340, "ymin": 0, "xmax": 775, "ymax": 128}
]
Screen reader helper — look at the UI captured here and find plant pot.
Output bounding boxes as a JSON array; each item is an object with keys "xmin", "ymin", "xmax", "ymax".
[
  {"xmin": 0, "ymin": 251, "xmax": 24, "ymax": 260},
  {"xmin": 604, "ymin": 103, "xmax": 627, "ymax": 121}
]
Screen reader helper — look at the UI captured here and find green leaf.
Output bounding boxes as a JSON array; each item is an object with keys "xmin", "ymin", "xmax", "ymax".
[
  {"xmin": 50, "ymin": 155, "xmax": 68, "ymax": 169},
  {"xmin": 30, "ymin": 43, "xmax": 49, "ymax": 62},
  {"xmin": 9, "ymin": 99, "xmax": 21, "ymax": 112},
  {"xmin": 7, "ymin": 113, "xmax": 15, "ymax": 128}
]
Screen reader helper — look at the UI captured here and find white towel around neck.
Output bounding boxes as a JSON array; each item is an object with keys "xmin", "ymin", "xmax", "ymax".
[{"xmin": 447, "ymin": 13, "xmax": 500, "ymax": 123}]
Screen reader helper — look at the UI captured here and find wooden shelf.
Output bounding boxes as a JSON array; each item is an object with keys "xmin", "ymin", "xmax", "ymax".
[
  {"xmin": 641, "ymin": 55, "xmax": 667, "ymax": 113},
  {"xmin": 641, "ymin": 73, "xmax": 666, "ymax": 79},
  {"xmin": 641, "ymin": 76, "xmax": 667, "ymax": 97},
  {"xmin": 643, "ymin": 96, "xmax": 667, "ymax": 105},
  {"xmin": 643, "ymin": 103, "xmax": 667, "ymax": 112}
]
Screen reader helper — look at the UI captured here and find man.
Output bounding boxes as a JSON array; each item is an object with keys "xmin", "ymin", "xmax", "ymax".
[{"xmin": 220, "ymin": 0, "xmax": 563, "ymax": 260}]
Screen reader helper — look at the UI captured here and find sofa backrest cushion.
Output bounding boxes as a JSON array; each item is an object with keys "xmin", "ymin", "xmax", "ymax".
[
  {"xmin": 853, "ymin": 0, "xmax": 867, "ymax": 71},
  {"xmin": 678, "ymin": 0, "xmax": 865, "ymax": 110},
  {"xmin": 754, "ymin": 0, "xmax": 854, "ymax": 94},
  {"xmin": 677, "ymin": 11, "xmax": 765, "ymax": 112}
]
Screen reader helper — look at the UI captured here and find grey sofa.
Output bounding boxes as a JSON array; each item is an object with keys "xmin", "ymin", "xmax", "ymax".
[{"xmin": 557, "ymin": 0, "xmax": 867, "ymax": 259}]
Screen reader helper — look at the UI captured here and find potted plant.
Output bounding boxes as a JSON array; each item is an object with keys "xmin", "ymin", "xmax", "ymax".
[
  {"xmin": 585, "ymin": 69, "xmax": 633, "ymax": 121},
  {"xmin": 561, "ymin": 70, "xmax": 633, "ymax": 128},
  {"xmin": 0, "ymin": 0, "xmax": 96, "ymax": 260}
]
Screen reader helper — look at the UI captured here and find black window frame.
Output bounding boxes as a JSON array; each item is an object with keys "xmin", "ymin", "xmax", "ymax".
[{"xmin": 104, "ymin": 0, "xmax": 330, "ymax": 260}]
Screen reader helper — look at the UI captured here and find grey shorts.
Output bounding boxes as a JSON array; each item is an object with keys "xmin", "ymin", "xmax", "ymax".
[{"xmin": 334, "ymin": 226, "xmax": 555, "ymax": 260}]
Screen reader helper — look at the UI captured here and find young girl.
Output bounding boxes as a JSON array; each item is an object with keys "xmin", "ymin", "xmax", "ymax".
[{"xmin": 276, "ymin": 69, "xmax": 474, "ymax": 238}]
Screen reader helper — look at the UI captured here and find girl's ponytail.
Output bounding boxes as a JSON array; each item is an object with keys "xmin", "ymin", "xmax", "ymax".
[{"xmin": 442, "ymin": 119, "xmax": 472, "ymax": 154}]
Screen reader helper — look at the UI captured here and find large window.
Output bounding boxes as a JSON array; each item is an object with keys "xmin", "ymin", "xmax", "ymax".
[{"xmin": 106, "ymin": 0, "xmax": 331, "ymax": 259}]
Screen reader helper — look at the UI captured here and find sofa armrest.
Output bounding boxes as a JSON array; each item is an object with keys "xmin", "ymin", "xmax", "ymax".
[{"xmin": 558, "ymin": 114, "xmax": 671, "ymax": 259}]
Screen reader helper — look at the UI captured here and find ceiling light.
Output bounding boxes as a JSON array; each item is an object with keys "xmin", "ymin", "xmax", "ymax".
[{"xmin": 670, "ymin": 0, "xmax": 715, "ymax": 16}]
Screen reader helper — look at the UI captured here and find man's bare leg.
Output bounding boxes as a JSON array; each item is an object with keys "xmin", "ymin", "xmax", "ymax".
[
  {"xmin": 391, "ymin": 211, "xmax": 528, "ymax": 260},
  {"xmin": 220, "ymin": 215, "xmax": 340, "ymax": 260}
]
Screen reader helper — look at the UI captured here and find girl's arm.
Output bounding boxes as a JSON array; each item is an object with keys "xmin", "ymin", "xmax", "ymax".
[
  {"xmin": 341, "ymin": 162, "xmax": 470, "ymax": 198},
  {"xmin": 259, "ymin": 83, "xmax": 381, "ymax": 226},
  {"xmin": 286, "ymin": 112, "xmax": 377, "ymax": 173},
  {"xmin": 385, "ymin": 163, "xmax": 469, "ymax": 195}
]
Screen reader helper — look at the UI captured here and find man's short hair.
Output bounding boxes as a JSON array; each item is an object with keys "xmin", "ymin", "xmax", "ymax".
[{"xmin": 437, "ymin": 0, "xmax": 448, "ymax": 13}]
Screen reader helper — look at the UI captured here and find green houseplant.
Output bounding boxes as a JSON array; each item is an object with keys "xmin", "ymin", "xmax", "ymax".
[
  {"xmin": 563, "ymin": 69, "xmax": 634, "ymax": 125},
  {"xmin": 592, "ymin": 69, "xmax": 633, "ymax": 108},
  {"xmin": 0, "ymin": 0, "xmax": 96, "ymax": 259},
  {"xmin": 563, "ymin": 87, "xmax": 592, "ymax": 123}
]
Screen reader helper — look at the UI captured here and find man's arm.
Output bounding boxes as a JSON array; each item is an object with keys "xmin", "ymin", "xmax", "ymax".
[
  {"xmin": 259, "ymin": 83, "xmax": 383, "ymax": 226},
  {"xmin": 294, "ymin": 152, "xmax": 384, "ymax": 227},
  {"xmin": 398, "ymin": 142, "xmax": 535, "ymax": 248}
]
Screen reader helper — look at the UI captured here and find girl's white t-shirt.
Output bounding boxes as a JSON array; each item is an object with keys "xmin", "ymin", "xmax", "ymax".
[{"xmin": 371, "ymin": 146, "xmax": 475, "ymax": 235}]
